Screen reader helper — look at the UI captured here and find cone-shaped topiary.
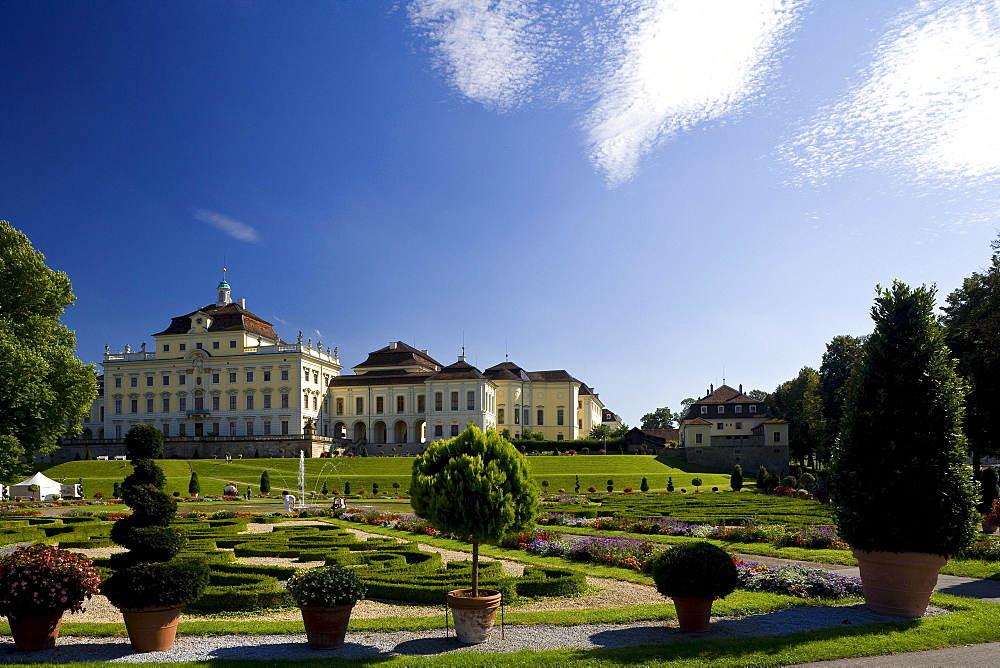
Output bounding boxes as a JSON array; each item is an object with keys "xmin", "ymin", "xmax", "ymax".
[
  {"xmin": 188, "ymin": 471, "xmax": 200, "ymax": 496},
  {"xmin": 730, "ymin": 465, "xmax": 743, "ymax": 492},
  {"xmin": 103, "ymin": 424, "xmax": 208, "ymax": 609},
  {"xmin": 833, "ymin": 282, "xmax": 977, "ymax": 556},
  {"xmin": 410, "ymin": 426, "xmax": 538, "ymax": 596}
]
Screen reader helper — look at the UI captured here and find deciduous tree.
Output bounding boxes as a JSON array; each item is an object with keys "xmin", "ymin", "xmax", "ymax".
[
  {"xmin": 640, "ymin": 407, "xmax": 675, "ymax": 429},
  {"xmin": 943, "ymin": 236, "xmax": 1000, "ymax": 470},
  {"xmin": 819, "ymin": 335, "xmax": 866, "ymax": 462},
  {"xmin": 0, "ymin": 221, "xmax": 96, "ymax": 483}
]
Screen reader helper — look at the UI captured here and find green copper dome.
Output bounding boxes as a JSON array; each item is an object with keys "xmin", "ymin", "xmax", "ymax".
[{"xmin": 217, "ymin": 280, "xmax": 231, "ymax": 289}]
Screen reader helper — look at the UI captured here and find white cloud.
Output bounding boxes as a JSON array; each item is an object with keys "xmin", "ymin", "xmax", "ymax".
[
  {"xmin": 407, "ymin": 0, "xmax": 549, "ymax": 111},
  {"xmin": 407, "ymin": 0, "xmax": 806, "ymax": 185},
  {"xmin": 193, "ymin": 209, "xmax": 261, "ymax": 243},
  {"xmin": 581, "ymin": 0, "xmax": 805, "ymax": 186},
  {"xmin": 782, "ymin": 0, "xmax": 1000, "ymax": 188}
]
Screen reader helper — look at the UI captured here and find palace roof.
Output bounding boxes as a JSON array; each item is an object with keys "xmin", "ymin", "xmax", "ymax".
[{"xmin": 153, "ymin": 302, "xmax": 279, "ymax": 341}]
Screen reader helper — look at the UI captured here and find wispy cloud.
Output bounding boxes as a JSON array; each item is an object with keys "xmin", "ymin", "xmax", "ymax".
[
  {"xmin": 272, "ymin": 315, "xmax": 290, "ymax": 326},
  {"xmin": 194, "ymin": 209, "xmax": 261, "ymax": 243},
  {"xmin": 581, "ymin": 0, "xmax": 805, "ymax": 186},
  {"xmin": 407, "ymin": 0, "xmax": 805, "ymax": 185},
  {"xmin": 781, "ymin": 0, "xmax": 1000, "ymax": 188}
]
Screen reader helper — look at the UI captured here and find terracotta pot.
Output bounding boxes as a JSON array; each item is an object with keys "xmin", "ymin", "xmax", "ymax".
[
  {"xmin": 299, "ymin": 604, "xmax": 354, "ymax": 649},
  {"xmin": 120, "ymin": 606, "xmax": 183, "ymax": 652},
  {"xmin": 671, "ymin": 596, "xmax": 714, "ymax": 632},
  {"xmin": 8, "ymin": 612, "xmax": 63, "ymax": 650},
  {"xmin": 446, "ymin": 588, "xmax": 501, "ymax": 644},
  {"xmin": 852, "ymin": 549, "xmax": 946, "ymax": 617}
]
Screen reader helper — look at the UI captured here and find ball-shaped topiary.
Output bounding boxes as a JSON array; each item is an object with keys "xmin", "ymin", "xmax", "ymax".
[
  {"xmin": 833, "ymin": 282, "xmax": 977, "ymax": 556},
  {"xmin": 648, "ymin": 542, "xmax": 738, "ymax": 600},
  {"xmin": 410, "ymin": 426, "xmax": 538, "ymax": 596},
  {"xmin": 124, "ymin": 423, "xmax": 164, "ymax": 461},
  {"xmin": 287, "ymin": 565, "xmax": 367, "ymax": 608}
]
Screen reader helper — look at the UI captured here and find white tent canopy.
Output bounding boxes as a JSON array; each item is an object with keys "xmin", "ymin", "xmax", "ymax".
[{"xmin": 10, "ymin": 472, "xmax": 63, "ymax": 501}]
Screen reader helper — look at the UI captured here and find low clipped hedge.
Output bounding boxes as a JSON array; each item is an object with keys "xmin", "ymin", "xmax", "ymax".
[{"xmin": 189, "ymin": 571, "xmax": 292, "ymax": 612}]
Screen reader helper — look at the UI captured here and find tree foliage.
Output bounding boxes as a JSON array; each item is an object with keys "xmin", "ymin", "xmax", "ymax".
[
  {"xmin": 819, "ymin": 335, "xmax": 866, "ymax": 461},
  {"xmin": 410, "ymin": 426, "xmax": 538, "ymax": 596},
  {"xmin": 640, "ymin": 407, "xmax": 675, "ymax": 430},
  {"xmin": 0, "ymin": 221, "xmax": 96, "ymax": 482},
  {"xmin": 769, "ymin": 367, "xmax": 826, "ymax": 467},
  {"xmin": 943, "ymin": 236, "xmax": 1000, "ymax": 463},
  {"xmin": 833, "ymin": 282, "xmax": 977, "ymax": 556}
]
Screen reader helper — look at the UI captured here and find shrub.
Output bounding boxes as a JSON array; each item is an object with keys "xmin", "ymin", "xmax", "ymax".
[
  {"xmin": 102, "ymin": 558, "xmax": 210, "ymax": 610},
  {"xmin": 833, "ymin": 282, "xmax": 977, "ymax": 556},
  {"xmin": 731, "ymin": 465, "xmax": 743, "ymax": 492},
  {"xmin": 648, "ymin": 542, "xmax": 738, "ymax": 599},
  {"xmin": 640, "ymin": 477, "xmax": 649, "ymax": 493},
  {"xmin": 189, "ymin": 472, "xmax": 200, "ymax": 496},
  {"xmin": 287, "ymin": 565, "xmax": 367, "ymax": 607},
  {"xmin": 667, "ymin": 477, "xmax": 674, "ymax": 492},
  {"xmin": 691, "ymin": 478, "xmax": 702, "ymax": 490},
  {"xmin": 606, "ymin": 479, "xmax": 614, "ymax": 493},
  {"xmin": 781, "ymin": 476, "xmax": 797, "ymax": 488},
  {"xmin": 756, "ymin": 466, "xmax": 767, "ymax": 490},
  {"xmin": 260, "ymin": 471, "xmax": 271, "ymax": 495}
]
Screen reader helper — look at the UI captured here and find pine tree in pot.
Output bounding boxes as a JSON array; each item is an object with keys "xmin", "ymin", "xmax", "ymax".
[
  {"xmin": 410, "ymin": 426, "xmax": 538, "ymax": 644},
  {"xmin": 101, "ymin": 425, "xmax": 209, "ymax": 652},
  {"xmin": 832, "ymin": 282, "xmax": 977, "ymax": 617},
  {"xmin": 648, "ymin": 541, "xmax": 738, "ymax": 632}
]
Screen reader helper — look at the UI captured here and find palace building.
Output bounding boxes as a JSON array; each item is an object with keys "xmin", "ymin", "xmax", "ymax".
[{"xmin": 58, "ymin": 280, "xmax": 610, "ymax": 460}]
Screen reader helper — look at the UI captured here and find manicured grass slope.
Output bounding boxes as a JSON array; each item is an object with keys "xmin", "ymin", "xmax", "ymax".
[{"xmin": 41, "ymin": 455, "xmax": 735, "ymax": 498}]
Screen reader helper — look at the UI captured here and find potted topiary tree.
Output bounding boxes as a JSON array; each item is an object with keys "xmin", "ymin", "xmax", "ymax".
[
  {"xmin": 188, "ymin": 471, "xmax": 200, "ymax": 499},
  {"xmin": 101, "ymin": 424, "xmax": 209, "ymax": 652},
  {"xmin": 410, "ymin": 426, "xmax": 538, "ymax": 644},
  {"xmin": 287, "ymin": 565, "xmax": 366, "ymax": 649},
  {"xmin": 647, "ymin": 541, "xmax": 738, "ymax": 631},
  {"xmin": 832, "ymin": 282, "xmax": 977, "ymax": 617}
]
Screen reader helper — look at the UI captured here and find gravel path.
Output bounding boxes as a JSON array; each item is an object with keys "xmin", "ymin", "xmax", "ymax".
[{"xmin": 0, "ymin": 603, "xmax": 918, "ymax": 663}]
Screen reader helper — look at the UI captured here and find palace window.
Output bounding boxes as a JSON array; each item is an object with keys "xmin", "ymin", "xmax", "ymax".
[
  {"xmin": 695, "ymin": 433, "xmax": 703, "ymax": 444},
  {"xmin": 115, "ymin": 377, "xmax": 122, "ymax": 388},
  {"xmin": 179, "ymin": 423, "xmax": 186, "ymax": 436},
  {"xmin": 146, "ymin": 398, "xmax": 154, "ymax": 413},
  {"xmin": 356, "ymin": 397, "xmax": 364, "ymax": 414},
  {"xmin": 735, "ymin": 405, "xmax": 743, "ymax": 414},
  {"xmin": 178, "ymin": 374, "xmax": 186, "ymax": 386},
  {"xmin": 212, "ymin": 396, "xmax": 220, "ymax": 411},
  {"xmin": 514, "ymin": 406, "xmax": 520, "ymax": 424},
  {"xmin": 417, "ymin": 395, "xmax": 426, "ymax": 412},
  {"xmin": 162, "ymin": 397, "xmax": 170, "ymax": 412},
  {"xmin": 282, "ymin": 393, "xmax": 289, "ymax": 409},
  {"xmin": 313, "ymin": 396, "xmax": 317, "ymax": 410},
  {"xmin": 735, "ymin": 422, "xmax": 743, "ymax": 430},
  {"xmin": 229, "ymin": 396, "xmax": 237, "ymax": 410},
  {"xmin": 336, "ymin": 398, "xmax": 344, "ymax": 415},
  {"xmin": 263, "ymin": 421, "xmax": 271, "ymax": 435},
  {"xmin": 434, "ymin": 425, "xmax": 443, "ymax": 438},
  {"xmin": 130, "ymin": 399, "xmax": 138, "ymax": 413},
  {"xmin": 263, "ymin": 394, "xmax": 271, "ymax": 409},
  {"xmin": 229, "ymin": 422, "xmax": 237, "ymax": 436},
  {"xmin": 304, "ymin": 393, "xmax": 309, "ymax": 408},
  {"xmin": 700, "ymin": 406, "xmax": 707, "ymax": 414},
  {"xmin": 196, "ymin": 342, "xmax": 203, "ymax": 350},
  {"xmin": 773, "ymin": 431, "xmax": 781, "ymax": 443},
  {"xmin": 230, "ymin": 340, "xmax": 237, "ymax": 348},
  {"xmin": 376, "ymin": 397, "xmax": 384, "ymax": 414},
  {"xmin": 246, "ymin": 396, "xmax": 254, "ymax": 410},
  {"xmin": 281, "ymin": 369, "xmax": 289, "ymax": 381},
  {"xmin": 716, "ymin": 422, "xmax": 722, "ymax": 429},
  {"xmin": 146, "ymin": 376, "xmax": 154, "ymax": 387},
  {"xmin": 162, "ymin": 374, "xmax": 170, "ymax": 386},
  {"xmin": 130, "ymin": 376, "xmax": 137, "ymax": 388},
  {"xmin": 435, "ymin": 392, "xmax": 443, "ymax": 411},
  {"xmin": 397, "ymin": 396, "xmax": 405, "ymax": 413},
  {"xmin": 467, "ymin": 391, "xmax": 475, "ymax": 411},
  {"xmin": 247, "ymin": 421, "xmax": 254, "ymax": 436},
  {"xmin": 162, "ymin": 344, "xmax": 170, "ymax": 352},
  {"xmin": 537, "ymin": 408, "xmax": 544, "ymax": 426},
  {"xmin": 749, "ymin": 405, "xmax": 757, "ymax": 413},
  {"xmin": 212, "ymin": 341, "xmax": 220, "ymax": 349},
  {"xmin": 450, "ymin": 424, "xmax": 459, "ymax": 437},
  {"xmin": 246, "ymin": 371, "xmax": 254, "ymax": 383},
  {"xmin": 212, "ymin": 373, "xmax": 220, "ymax": 384},
  {"xmin": 281, "ymin": 421, "xmax": 289, "ymax": 435},
  {"xmin": 450, "ymin": 392, "xmax": 459, "ymax": 411},
  {"xmin": 178, "ymin": 397, "xmax": 186, "ymax": 412},
  {"xmin": 717, "ymin": 405, "xmax": 724, "ymax": 414},
  {"xmin": 263, "ymin": 370, "xmax": 271, "ymax": 382},
  {"xmin": 179, "ymin": 344, "xmax": 186, "ymax": 351},
  {"xmin": 162, "ymin": 424, "xmax": 169, "ymax": 437},
  {"xmin": 557, "ymin": 408, "xmax": 564, "ymax": 426},
  {"xmin": 498, "ymin": 408, "xmax": 505, "ymax": 424}
]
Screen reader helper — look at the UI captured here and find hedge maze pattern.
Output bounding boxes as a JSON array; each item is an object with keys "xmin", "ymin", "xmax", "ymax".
[{"xmin": 1, "ymin": 517, "xmax": 585, "ymax": 612}]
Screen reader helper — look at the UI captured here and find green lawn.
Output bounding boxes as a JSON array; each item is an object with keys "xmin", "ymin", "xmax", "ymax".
[{"xmin": 38, "ymin": 455, "xmax": 738, "ymax": 499}]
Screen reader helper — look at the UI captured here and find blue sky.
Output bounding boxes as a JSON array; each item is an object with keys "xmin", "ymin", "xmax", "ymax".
[{"xmin": 3, "ymin": 0, "xmax": 998, "ymax": 426}]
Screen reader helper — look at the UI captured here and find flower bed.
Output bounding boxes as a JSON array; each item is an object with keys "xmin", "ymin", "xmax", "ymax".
[{"xmin": 734, "ymin": 559, "xmax": 862, "ymax": 599}]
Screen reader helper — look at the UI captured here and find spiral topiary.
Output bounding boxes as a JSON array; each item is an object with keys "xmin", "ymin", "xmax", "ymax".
[{"xmin": 103, "ymin": 424, "xmax": 208, "ymax": 609}]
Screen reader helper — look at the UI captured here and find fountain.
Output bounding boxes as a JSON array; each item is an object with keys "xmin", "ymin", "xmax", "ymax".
[{"xmin": 295, "ymin": 450, "xmax": 307, "ymax": 509}]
